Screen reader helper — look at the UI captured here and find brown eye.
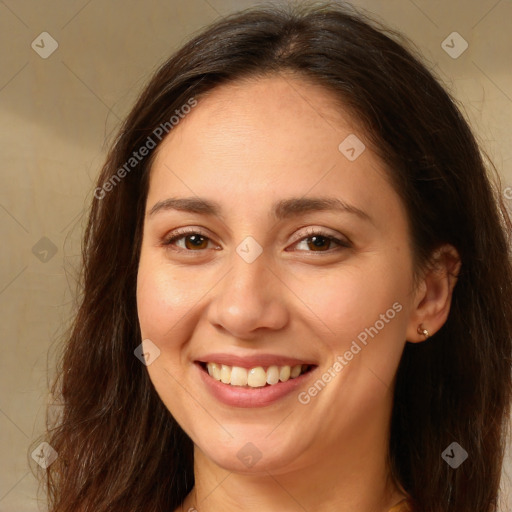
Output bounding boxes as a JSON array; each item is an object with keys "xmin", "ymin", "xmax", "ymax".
[
  {"xmin": 305, "ymin": 234, "xmax": 334, "ymax": 251},
  {"xmin": 289, "ymin": 228, "xmax": 351, "ymax": 253},
  {"xmin": 181, "ymin": 234, "xmax": 209, "ymax": 250},
  {"xmin": 163, "ymin": 229, "xmax": 215, "ymax": 251}
]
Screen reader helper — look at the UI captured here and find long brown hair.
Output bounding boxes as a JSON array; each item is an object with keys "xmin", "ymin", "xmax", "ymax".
[{"xmin": 32, "ymin": 2, "xmax": 512, "ymax": 511}]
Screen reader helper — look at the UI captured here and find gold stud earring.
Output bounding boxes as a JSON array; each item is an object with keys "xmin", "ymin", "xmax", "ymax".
[{"xmin": 417, "ymin": 324, "xmax": 430, "ymax": 339}]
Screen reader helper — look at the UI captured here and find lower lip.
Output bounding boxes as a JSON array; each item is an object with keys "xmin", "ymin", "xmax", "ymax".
[{"xmin": 195, "ymin": 363, "xmax": 317, "ymax": 408}]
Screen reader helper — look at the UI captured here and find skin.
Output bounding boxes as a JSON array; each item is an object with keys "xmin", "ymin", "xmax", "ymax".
[{"xmin": 136, "ymin": 74, "xmax": 461, "ymax": 512}]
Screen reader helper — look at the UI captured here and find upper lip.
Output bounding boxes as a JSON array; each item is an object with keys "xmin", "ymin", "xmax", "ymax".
[{"xmin": 196, "ymin": 353, "xmax": 317, "ymax": 369}]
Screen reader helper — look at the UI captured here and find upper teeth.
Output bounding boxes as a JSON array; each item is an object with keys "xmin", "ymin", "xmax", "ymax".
[{"xmin": 206, "ymin": 363, "xmax": 308, "ymax": 387}]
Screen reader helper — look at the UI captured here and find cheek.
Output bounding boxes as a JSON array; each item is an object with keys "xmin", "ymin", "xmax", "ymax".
[
  {"xmin": 296, "ymin": 262, "xmax": 405, "ymax": 345},
  {"xmin": 136, "ymin": 258, "xmax": 204, "ymax": 340},
  {"xmin": 135, "ymin": 259, "xmax": 201, "ymax": 420},
  {"xmin": 296, "ymin": 259, "xmax": 410, "ymax": 399}
]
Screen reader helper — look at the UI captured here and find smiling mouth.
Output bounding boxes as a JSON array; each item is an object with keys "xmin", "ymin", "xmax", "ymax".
[{"xmin": 197, "ymin": 361, "xmax": 316, "ymax": 388}]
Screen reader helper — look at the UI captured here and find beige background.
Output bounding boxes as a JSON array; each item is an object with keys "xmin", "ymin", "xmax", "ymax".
[{"xmin": 1, "ymin": 0, "xmax": 511, "ymax": 510}]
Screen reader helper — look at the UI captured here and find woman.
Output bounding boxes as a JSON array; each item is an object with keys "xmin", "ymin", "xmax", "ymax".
[{"xmin": 37, "ymin": 2, "xmax": 512, "ymax": 511}]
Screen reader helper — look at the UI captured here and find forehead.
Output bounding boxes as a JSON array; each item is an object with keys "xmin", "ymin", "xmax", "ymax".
[
  {"xmin": 151, "ymin": 75, "xmax": 377, "ymax": 174},
  {"xmin": 146, "ymin": 74, "xmax": 401, "ymax": 227},
  {"xmin": 191, "ymin": 72, "xmax": 353, "ymax": 126},
  {"xmin": 173, "ymin": 73, "xmax": 360, "ymax": 149}
]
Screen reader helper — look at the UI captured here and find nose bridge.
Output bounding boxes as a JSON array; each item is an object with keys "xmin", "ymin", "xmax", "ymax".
[
  {"xmin": 208, "ymin": 240, "xmax": 288, "ymax": 337},
  {"xmin": 228, "ymin": 243, "xmax": 269, "ymax": 299}
]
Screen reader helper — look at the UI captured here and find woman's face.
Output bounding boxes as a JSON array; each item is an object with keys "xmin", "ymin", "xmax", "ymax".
[{"xmin": 136, "ymin": 75, "xmax": 419, "ymax": 474}]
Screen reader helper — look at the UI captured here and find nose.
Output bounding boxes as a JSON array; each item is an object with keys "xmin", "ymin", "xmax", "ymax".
[{"xmin": 206, "ymin": 249, "xmax": 289, "ymax": 340}]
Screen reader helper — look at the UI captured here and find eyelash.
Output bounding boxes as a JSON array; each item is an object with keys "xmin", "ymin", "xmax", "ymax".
[{"xmin": 161, "ymin": 226, "xmax": 351, "ymax": 254}]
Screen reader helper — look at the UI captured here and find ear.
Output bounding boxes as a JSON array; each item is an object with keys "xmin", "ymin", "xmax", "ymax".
[{"xmin": 405, "ymin": 244, "xmax": 461, "ymax": 343}]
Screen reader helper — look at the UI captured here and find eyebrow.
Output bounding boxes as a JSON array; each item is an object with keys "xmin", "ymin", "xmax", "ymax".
[{"xmin": 148, "ymin": 196, "xmax": 373, "ymax": 224}]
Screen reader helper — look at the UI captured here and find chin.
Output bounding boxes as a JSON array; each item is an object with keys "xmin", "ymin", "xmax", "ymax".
[{"xmin": 195, "ymin": 432, "xmax": 310, "ymax": 474}]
